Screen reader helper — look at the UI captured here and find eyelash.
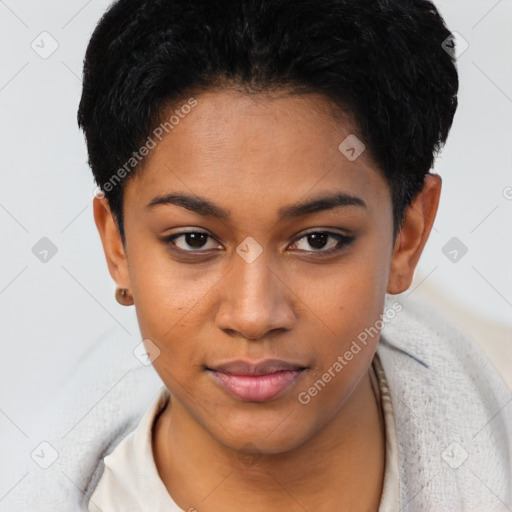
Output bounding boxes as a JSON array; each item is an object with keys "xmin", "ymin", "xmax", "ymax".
[{"xmin": 162, "ymin": 230, "xmax": 354, "ymax": 257}]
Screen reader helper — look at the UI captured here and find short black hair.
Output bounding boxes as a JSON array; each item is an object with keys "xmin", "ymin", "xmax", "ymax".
[{"xmin": 78, "ymin": 0, "xmax": 458, "ymax": 246}]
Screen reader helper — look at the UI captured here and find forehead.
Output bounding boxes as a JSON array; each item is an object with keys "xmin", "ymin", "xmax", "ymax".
[{"xmin": 123, "ymin": 89, "xmax": 389, "ymax": 217}]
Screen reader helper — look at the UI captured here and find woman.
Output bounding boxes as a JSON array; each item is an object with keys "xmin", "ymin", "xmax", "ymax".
[{"xmin": 70, "ymin": 0, "xmax": 510, "ymax": 510}]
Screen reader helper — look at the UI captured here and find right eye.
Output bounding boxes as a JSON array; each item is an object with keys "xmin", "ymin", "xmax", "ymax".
[{"xmin": 162, "ymin": 231, "xmax": 222, "ymax": 252}]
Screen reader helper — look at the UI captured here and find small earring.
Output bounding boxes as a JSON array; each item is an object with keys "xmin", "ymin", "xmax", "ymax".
[{"xmin": 115, "ymin": 287, "xmax": 134, "ymax": 306}]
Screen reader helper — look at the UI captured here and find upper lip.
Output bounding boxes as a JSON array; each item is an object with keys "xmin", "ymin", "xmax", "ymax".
[{"xmin": 207, "ymin": 359, "xmax": 307, "ymax": 376}]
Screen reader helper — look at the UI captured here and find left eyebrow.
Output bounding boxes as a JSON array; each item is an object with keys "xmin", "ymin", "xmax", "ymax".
[
  {"xmin": 277, "ymin": 193, "xmax": 367, "ymax": 220},
  {"xmin": 145, "ymin": 192, "xmax": 366, "ymax": 220}
]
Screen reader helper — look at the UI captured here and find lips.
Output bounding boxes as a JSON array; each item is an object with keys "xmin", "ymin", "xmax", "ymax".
[{"xmin": 206, "ymin": 359, "xmax": 307, "ymax": 402}]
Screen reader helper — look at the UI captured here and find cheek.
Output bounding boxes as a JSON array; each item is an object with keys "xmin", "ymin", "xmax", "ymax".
[
  {"xmin": 128, "ymin": 232, "xmax": 208, "ymax": 325},
  {"xmin": 127, "ymin": 246, "xmax": 212, "ymax": 371},
  {"xmin": 292, "ymin": 257, "xmax": 389, "ymax": 431},
  {"xmin": 298, "ymin": 234, "xmax": 391, "ymax": 396},
  {"xmin": 312, "ymin": 241, "xmax": 391, "ymax": 342}
]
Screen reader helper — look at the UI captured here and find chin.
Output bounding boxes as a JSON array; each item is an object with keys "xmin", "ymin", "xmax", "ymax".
[{"xmin": 206, "ymin": 406, "xmax": 320, "ymax": 456}]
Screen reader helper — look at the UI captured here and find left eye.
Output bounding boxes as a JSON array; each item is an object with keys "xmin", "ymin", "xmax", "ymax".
[{"xmin": 289, "ymin": 231, "xmax": 353, "ymax": 255}]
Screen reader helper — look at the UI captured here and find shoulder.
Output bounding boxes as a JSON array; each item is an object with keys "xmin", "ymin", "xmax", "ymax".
[
  {"xmin": 377, "ymin": 294, "xmax": 512, "ymax": 510},
  {"xmin": 6, "ymin": 344, "xmax": 163, "ymax": 512}
]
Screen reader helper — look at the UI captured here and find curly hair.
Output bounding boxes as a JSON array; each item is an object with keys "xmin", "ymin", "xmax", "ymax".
[{"xmin": 78, "ymin": 0, "xmax": 458, "ymax": 245}]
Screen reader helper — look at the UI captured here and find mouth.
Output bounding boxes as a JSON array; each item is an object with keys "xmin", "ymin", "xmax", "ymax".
[{"xmin": 205, "ymin": 359, "xmax": 308, "ymax": 402}]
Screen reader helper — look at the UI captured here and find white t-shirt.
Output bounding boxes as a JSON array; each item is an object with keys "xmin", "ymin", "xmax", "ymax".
[{"xmin": 88, "ymin": 353, "xmax": 399, "ymax": 511}]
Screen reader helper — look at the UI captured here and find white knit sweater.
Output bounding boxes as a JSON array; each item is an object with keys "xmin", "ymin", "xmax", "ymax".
[{"xmin": 3, "ymin": 294, "xmax": 511, "ymax": 511}]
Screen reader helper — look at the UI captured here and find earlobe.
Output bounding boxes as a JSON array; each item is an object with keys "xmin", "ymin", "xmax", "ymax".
[
  {"xmin": 93, "ymin": 195, "xmax": 131, "ymax": 290},
  {"xmin": 387, "ymin": 173, "xmax": 441, "ymax": 294}
]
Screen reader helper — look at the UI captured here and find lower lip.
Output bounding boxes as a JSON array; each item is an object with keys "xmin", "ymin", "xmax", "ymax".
[{"xmin": 208, "ymin": 370, "xmax": 304, "ymax": 402}]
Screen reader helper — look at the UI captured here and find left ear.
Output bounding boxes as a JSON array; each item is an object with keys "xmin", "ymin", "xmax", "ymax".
[{"xmin": 387, "ymin": 173, "xmax": 441, "ymax": 294}]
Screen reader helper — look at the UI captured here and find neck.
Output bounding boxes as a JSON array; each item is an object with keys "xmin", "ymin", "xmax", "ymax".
[{"xmin": 153, "ymin": 369, "xmax": 385, "ymax": 512}]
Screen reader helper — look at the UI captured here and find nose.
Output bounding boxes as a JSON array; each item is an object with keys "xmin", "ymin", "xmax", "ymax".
[{"xmin": 215, "ymin": 249, "xmax": 296, "ymax": 341}]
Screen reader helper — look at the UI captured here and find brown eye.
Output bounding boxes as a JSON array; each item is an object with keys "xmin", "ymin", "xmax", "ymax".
[
  {"xmin": 290, "ymin": 231, "xmax": 354, "ymax": 255},
  {"xmin": 305, "ymin": 232, "xmax": 330, "ymax": 250},
  {"xmin": 182, "ymin": 232, "xmax": 208, "ymax": 248},
  {"xmin": 163, "ymin": 231, "xmax": 221, "ymax": 252}
]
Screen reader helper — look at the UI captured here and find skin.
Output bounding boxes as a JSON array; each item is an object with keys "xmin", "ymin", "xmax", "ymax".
[{"xmin": 93, "ymin": 88, "xmax": 441, "ymax": 511}]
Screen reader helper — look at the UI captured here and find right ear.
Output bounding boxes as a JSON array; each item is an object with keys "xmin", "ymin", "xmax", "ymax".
[{"xmin": 93, "ymin": 195, "xmax": 132, "ymax": 290}]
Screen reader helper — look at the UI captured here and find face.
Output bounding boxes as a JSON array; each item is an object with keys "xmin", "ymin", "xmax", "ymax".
[{"xmin": 95, "ymin": 88, "xmax": 437, "ymax": 455}]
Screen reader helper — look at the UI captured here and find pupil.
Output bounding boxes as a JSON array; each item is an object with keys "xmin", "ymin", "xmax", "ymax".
[
  {"xmin": 187, "ymin": 233, "xmax": 206, "ymax": 248},
  {"xmin": 309, "ymin": 233, "xmax": 327, "ymax": 250}
]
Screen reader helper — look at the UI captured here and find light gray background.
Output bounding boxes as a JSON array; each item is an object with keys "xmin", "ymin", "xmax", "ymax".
[{"xmin": 1, "ymin": 0, "xmax": 511, "ymax": 502}]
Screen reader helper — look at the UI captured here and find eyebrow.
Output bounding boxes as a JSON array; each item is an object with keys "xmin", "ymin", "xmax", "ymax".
[{"xmin": 146, "ymin": 192, "xmax": 366, "ymax": 220}]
